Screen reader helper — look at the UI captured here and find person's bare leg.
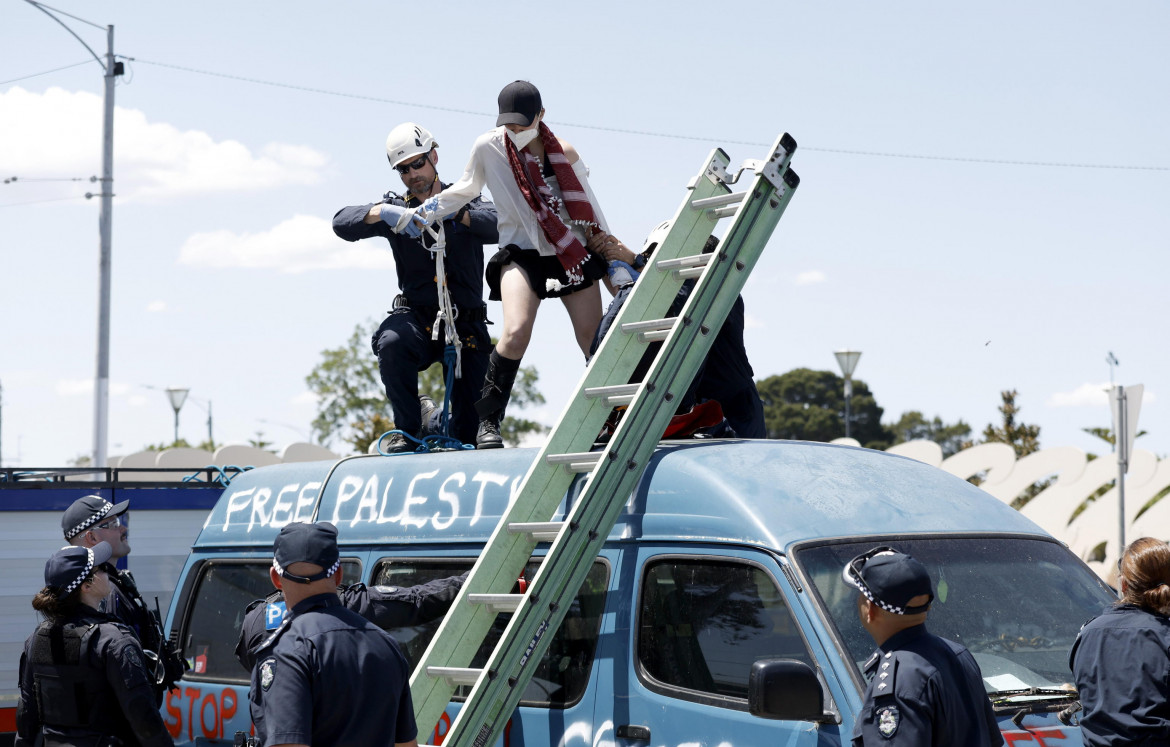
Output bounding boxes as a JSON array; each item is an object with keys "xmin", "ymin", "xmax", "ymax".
[
  {"xmin": 477, "ymin": 264, "xmax": 539, "ymax": 448},
  {"xmin": 561, "ymin": 282, "xmax": 603, "ymax": 358}
]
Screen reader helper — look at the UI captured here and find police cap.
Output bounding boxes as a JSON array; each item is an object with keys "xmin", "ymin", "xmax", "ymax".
[
  {"xmin": 46, "ymin": 541, "xmax": 113, "ymax": 596},
  {"xmin": 273, "ymin": 522, "xmax": 341, "ymax": 584},
  {"xmin": 844, "ymin": 546, "xmax": 934, "ymax": 615},
  {"xmin": 62, "ymin": 494, "xmax": 129, "ymax": 540}
]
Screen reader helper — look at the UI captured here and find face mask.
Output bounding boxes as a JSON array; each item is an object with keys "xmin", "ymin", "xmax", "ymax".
[{"xmin": 507, "ymin": 122, "xmax": 540, "ymax": 149}]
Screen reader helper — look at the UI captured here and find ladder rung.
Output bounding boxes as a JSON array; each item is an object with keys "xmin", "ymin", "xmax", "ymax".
[
  {"xmin": 468, "ymin": 593, "xmax": 523, "ymax": 613},
  {"xmin": 709, "ymin": 205, "xmax": 739, "ymax": 219},
  {"xmin": 690, "ymin": 192, "xmax": 745, "ymax": 209},
  {"xmin": 675, "ymin": 266, "xmax": 705, "ymax": 280},
  {"xmin": 622, "ymin": 318, "xmax": 676, "ymax": 343},
  {"xmin": 546, "ymin": 451, "xmax": 602, "ymax": 473},
  {"xmin": 584, "ymin": 383, "xmax": 640, "ymax": 406},
  {"xmin": 656, "ymin": 255, "xmax": 710, "ymax": 271},
  {"xmin": 427, "ymin": 666, "xmax": 482, "ymax": 687},
  {"xmin": 507, "ymin": 521, "xmax": 564, "ymax": 542}
]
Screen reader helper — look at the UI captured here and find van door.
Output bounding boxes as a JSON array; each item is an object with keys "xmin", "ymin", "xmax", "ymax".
[{"xmin": 594, "ymin": 546, "xmax": 846, "ymax": 746}]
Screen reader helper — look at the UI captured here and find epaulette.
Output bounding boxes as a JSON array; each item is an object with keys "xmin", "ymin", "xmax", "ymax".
[{"xmin": 872, "ymin": 651, "xmax": 898, "ymax": 697}]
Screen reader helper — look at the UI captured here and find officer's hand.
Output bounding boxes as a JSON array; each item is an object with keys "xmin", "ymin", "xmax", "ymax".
[
  {"xmin": 421, "ymin": 196, "xmax": 457, "ymax": 223},
  {"xmin": 379, "ymin": 204, "xmax": 408, "ymax": 228},
  {"xmin": 391, "ymin": 206, "xmax": 428, "ymax": 238}
]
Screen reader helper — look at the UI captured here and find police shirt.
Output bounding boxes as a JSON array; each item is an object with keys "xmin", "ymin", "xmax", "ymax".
[
  {"xmin": 250, "ymin": 593, "xmax": 417, "ymax": 747},
  {"xmin": 852, "ymin": 624, "xmax": 1003, "ymax": 746},
  {"xmin": 1069, "ymin": 604, "xmax": 1170, "ymax": 746},
  {"xmin": 234, "ymin": 574, "xmax": 467, "ymax": 672},
  {"xmin": 15, "ymin": 606, "xmax": 174, "ymax": 747},
  {"xmin": 332, "ymin": 186, "xmax": 498, "ymax": 311}
]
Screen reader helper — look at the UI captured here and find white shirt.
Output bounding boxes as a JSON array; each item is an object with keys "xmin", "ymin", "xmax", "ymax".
[{"xmin": 431, "ymin": 127, "xmax": 609, "ymax": 256}]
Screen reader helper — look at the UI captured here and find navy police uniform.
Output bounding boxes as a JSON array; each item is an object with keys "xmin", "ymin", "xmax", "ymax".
[
  {"xmin": 854, "ymin": 624, "xmax": 1002, "ymax": 746},
  {"xmin": 250, "ymin": 593, "xmax": 417, "ymax": 747},
  {"xmin": 845, "ymin": 546, "xmax": 1002, "ymax": 746},
  {"xmin": 333, "ymin": 186, "xmax": 498, "ymax": 444},
  {"xmin": 235, "ymin": 573, "xmax": 468, "ymax": 671},
  {"xmin": 1069, "ymin": 604, "xmax": 1170, "ymax": 745}
]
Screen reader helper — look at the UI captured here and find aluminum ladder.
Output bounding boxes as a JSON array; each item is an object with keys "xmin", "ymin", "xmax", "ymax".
[{"xmin": 411, "ymin": 133, "xmax": 800, "ymax": 747}]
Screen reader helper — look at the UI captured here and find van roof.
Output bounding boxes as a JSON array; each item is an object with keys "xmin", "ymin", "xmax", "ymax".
[{"xmin": 194, "ymin": 440, "xmax": 1043, "ymax": 553}]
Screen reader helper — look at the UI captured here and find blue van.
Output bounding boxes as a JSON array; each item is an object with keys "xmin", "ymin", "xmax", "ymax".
[{"xmin": 163, "ymin": 440, "xmax": 1111, "ymax": 746}]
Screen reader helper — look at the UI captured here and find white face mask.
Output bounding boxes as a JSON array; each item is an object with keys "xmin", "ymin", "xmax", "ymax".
[{"xmin": 507, "ymin": 122, "xmax": 540, "ymax": 149}]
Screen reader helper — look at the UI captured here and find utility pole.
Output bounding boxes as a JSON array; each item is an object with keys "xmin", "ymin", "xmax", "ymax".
[{"xmin": 23, "ymin": 1, "xmax": 122, "ymax": 467}]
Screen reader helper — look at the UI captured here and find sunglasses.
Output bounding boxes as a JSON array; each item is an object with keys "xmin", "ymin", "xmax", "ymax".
[
  {"xmin": 395, "ymin": 155, "xmax": 429, "ymax": 174},
  {"xmin": 96, "ymin": 516, "xmax": 123, "ymax": 530}
]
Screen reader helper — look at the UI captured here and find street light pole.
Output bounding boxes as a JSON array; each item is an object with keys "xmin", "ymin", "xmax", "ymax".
[
  {"xmin": 834, "ymin": 350, "xmax": 862, "ymax": 440},
  {"xmin": 165, "ymin": 388, "xmax": 189, "ymax": 445},
  {"xmin": 23, "ymin": 1, "xmax": 122, "ymax": 467}
]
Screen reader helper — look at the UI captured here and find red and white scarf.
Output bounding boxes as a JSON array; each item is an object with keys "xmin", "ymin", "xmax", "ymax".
[{"xmin": 504, "ymin": 122, "xmax": 599, "ymax": 284}]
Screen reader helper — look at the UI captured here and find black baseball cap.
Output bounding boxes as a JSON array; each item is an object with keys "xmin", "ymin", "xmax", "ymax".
[
  {"xmin": 45, "ymin": 542, "xmax": 112, "ymax": 596},
  {"xmin": 62, "ymin": 495, "xmax": 129, "ymax": 540},
  {"xmin": 843, "ymin": 546, "xmax": 934, "ymax": 615},
  {"xmin": 496, "ymin": 80, "xmax": 542, "ymax": 127},
  {"xmin": 273, "ymin": 522, "xmax": 340, "ymax": 584}
]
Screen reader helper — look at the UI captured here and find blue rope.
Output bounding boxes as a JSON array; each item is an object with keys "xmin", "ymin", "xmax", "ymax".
[
  {"xmin": 375, "ymin": 429, "xmax": 474, "ymax": 456},
  {"xmin": 439, "ymin": 344, "xmax": 459, "ymax": 437},
  {"xmin": 183, "ymin": 465, "xmax": 253, "ymax": 486}
]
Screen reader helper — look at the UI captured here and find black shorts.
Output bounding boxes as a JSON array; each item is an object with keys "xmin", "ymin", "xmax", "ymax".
[{"xmin": 486, "ymin": 245, "xmax": 607, "ymax": 301}]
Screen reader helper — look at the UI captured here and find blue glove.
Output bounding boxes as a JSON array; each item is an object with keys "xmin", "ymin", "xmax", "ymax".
[
  {"xmin": 379, "ymin": 203, "xmax": 408, "ymax": 228},
  {"xmin": 421, "ymin": 196, "xmax": 458, "ymax": 223},
  {"xmin": 387, "ymin": 205, "xmax": 427, "ymax": 238}
]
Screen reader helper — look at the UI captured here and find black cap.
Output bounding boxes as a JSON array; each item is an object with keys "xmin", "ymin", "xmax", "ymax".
[
  {"xmin": 45, "ymin": 541, "xmax": 112, "ymax": 596},
  {"xmin": 843, "ymin": 546, "xmax": 933, "ymax": 615},
  {"xmin": 273, "ymin": 522, "xmax": 340, "ymax": 584},
  {"xmin": 496, "ymin": 80, "xmax": 542, "ymax": 127},
  {"xmin": 62, "ymin": 495, "xmax": 129, "ymax": 540}
]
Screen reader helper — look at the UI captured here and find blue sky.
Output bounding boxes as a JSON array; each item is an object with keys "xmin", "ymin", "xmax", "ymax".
[{"xmin": 2, "ymin": 1, "xmax": 1167, "ymax": 467}]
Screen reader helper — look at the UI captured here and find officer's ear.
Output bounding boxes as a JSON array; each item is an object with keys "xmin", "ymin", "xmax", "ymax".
[
  {"xmin": 270, "ymin": 566, "xmax": 283, "ymax": 591},
  {"xmin": 332, "ymin": 567, "xmax": 343, "ymax": 586}
]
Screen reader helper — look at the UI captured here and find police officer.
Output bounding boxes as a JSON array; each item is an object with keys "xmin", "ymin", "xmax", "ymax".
[
  {"xmin": 1070, "ymin": 536, "xmax": 1170, "ymax": 745},
  {"xmin": 844, "ymin": 547, "xmax": 1002, "ymax": 746},
  {"xmin": 250, "ymin": 522, "xmax": 418, "ymax": 746},
  {"xmin": 16, "ymin": 542, "xmax": 174, "ymax": 747},
  {"xmin": 333, "ymin": 122, "xmax": 498, "ymax": 451},
  {"xmin": 234, "ymin": 569, "xmax": 468, "ymax": 672},
  {"xmin": 63, "ymin": 494, "xmax": 188, "ymax": 698}
]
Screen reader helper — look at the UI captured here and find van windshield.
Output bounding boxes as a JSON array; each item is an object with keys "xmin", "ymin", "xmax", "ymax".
[{"xmin": 795, "ymin": 537, "xmax": 1117, "ymax": 696}]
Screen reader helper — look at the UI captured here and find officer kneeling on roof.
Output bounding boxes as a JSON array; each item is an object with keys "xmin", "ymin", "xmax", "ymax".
[
  {"xmin": 845, "ymin": 547, "xmax": 1002, "ymax": 746},
  {"xmin": 249, "ymin": 522, "xmax": 418, "ymax": 747}
]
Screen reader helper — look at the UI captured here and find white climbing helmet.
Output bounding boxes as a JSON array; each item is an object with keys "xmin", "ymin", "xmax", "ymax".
[
  {"xmin": 642, "ymin": 220, "xmax": 672, "ymax": 253},
  {"xmin": 385, "ymin": 123, "xmax": 437, "ymax": 167}
]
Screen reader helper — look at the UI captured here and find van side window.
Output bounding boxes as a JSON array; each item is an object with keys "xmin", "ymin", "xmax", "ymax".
[
  {"xmin": 372, "ymin": 559, "xmax": 609, "ymax": 708},
  {"xmin": 181, "ymin": 559, "xmax": 361, "ymax": 682},
  {"xmin": 637, "ymin": 558, "xmax": 813, "ymax": 703}
]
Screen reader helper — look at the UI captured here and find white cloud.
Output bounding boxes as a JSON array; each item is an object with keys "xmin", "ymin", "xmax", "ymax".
[
  {"xmin": 147, "ymin": 300, "xmax": 167, "ymax": 313},
  {"xmin": 743, "ymin": 312, "xmax": 766, "ymax": 330},
  {"xmin": 0, "ymin": 86, "xmax": 328, "ymax": 201},
  {"xmin": 291, "ymin": 391, "xmax": 319, "ymax": 406},
  {"xmin": 1048, "ymin": 382, "xmax": 1114, "ymax": 408},
  {"xmin": 178, "ymin": 214, "xmax": 395, "ymax": 273},
  {"xmin": 795, "ymin": 270, "xmax": 826, "ymax": 286}
]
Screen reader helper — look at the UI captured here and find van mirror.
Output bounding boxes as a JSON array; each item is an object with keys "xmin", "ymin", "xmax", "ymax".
[{"xmin": 748, "ymin": 658, "xmax": 827, "ymax": 722}]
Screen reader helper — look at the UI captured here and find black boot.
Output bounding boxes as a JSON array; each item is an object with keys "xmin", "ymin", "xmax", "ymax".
[{"xmin": 475, "ymin": 351, "xmax": 520, "ymax": 449}]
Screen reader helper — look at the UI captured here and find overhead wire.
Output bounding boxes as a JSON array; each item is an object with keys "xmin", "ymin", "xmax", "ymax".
[
  {"xmin": 0, "ymin": 60, "xmax": 94, "ymax": 86},
  {"xmin": 124, "ymin": 56, "xmax": 1169, "ymax": 173}
]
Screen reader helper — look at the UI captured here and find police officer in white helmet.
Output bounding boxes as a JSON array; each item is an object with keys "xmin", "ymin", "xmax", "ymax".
[{"xmin": 333, "ymin": 123, "xmax": 498, "ymax": 451}]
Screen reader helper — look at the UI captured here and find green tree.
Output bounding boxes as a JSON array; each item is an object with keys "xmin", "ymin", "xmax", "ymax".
[
  {"xmin": 306, "ymin": 320, "xmax": 547, "ymax": 453},
  {"xmin": 889, "ymin": 411, "xmax": 972, "ymax": 457},
  {"xmin": 756, "ymin": 368, "xmax": 891, "ymax": 450},
  {"xmin": 981, "ymin": 389, "xmax": 1041, "ymax": 458}
]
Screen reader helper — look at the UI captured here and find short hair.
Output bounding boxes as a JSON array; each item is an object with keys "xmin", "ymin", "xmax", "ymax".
[{"xmin": 1118, "ymin": 537, "xmax": 1170, "ymax": 614}]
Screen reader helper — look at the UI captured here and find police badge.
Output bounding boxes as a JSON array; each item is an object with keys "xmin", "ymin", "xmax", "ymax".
[
  {"xmin": 876, "ymin": 705, "xmax": 899, "ymax": 738},
  {"xmin": 259, "ymin": 657, "xmax": 276, "ymax": 691}
]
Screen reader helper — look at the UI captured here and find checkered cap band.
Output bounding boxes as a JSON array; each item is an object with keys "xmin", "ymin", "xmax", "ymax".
[
  {"xmin": 64, "ymin": 500, "xmax": 113, "ymax": 540},
  {"xmin": 843, "ymin": 549, "xmax": 915, "ymax": 615},
  {"xmin": 272, "ymin": 556, "xmax": 341, "ymax": 582},
  {"xmin": 61, "ymin": 547, "xmax": 96, "ymax": 596}
]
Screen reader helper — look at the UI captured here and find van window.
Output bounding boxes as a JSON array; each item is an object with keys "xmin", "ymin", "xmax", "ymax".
[
  {"xmin": 372, "ymin": 558, "xmax": 609, "ymax": 707},
  {"xmin": 180, "ymin": 559, "xmax": 362, "ymax": 682},
  {"xmin": 637, "ymin": 558, "xmax": 813, "ymax": 704},
  {"xmin": 795, "ymin": 537, "xmax": 1117, "ymax": 693}
]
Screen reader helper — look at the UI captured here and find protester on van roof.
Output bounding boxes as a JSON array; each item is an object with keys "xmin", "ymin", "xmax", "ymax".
[
  {"xmin": 845, "ymin": 547, "xmax": 1003, "ymax": 746},
  {"xmin": 248, "ymin": 522, "xmax": 418, "ymax": 747},
  {"xmin": 398, "ymin": 80, "xmax": 622, "ymax": 449},
  {"xmin": 1070, "ymin": 537, "xmax": 1170, "ymax": 746},
  {"xmin": 15, "ymin": 542, "xmax": 175, "ymax": 747},
  {"xmin": 333, "ymin": 122, "xmax": 498, "ymax": 452},
  {"xmin": 62, "ymin": 495, "xmax": 187, "ymax": 699}
]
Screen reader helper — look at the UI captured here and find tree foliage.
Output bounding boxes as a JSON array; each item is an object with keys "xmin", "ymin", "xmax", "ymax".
[
  {"xmin": 756, "ymin": 368, "xmax": 891, "ymax": 450},
  {"xmin": 981, "ymin": 389, "xmax": 1041, "ymax": 458},
  {"xmin": 889, "ymin": 411, "xmax": 972, "ymax": 457},
  {"xmin": 306, "ymin": 320, "xmax": 547, "ymax": 453}
]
